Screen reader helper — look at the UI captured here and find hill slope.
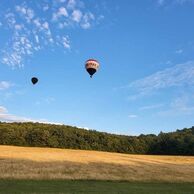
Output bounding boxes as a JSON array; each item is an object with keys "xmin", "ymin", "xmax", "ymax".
[
  {"xmin": 0, "ymin": 122, "xmax": 194, "ymax": 155},
  {"xmin": 0, "ymin": 145, "xmax": 194, "ymax": 182}
]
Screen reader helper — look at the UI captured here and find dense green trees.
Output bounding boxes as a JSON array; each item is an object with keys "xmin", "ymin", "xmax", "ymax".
[{"xmin": 0, "ymin": 122, "xmax": 193, "ymax": 155}]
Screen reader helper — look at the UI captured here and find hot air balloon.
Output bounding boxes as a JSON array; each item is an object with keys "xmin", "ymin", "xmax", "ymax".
[
  {"xmin": 31, "ymin": 77, "xmax": 38, "ymax": 85},
  {"xmin": 85, "ymin": 59, "xmax": 100, "ymax": 78}
]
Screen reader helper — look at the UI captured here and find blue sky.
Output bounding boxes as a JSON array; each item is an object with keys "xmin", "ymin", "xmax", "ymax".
[{"xmin": 0, "ymin": 0, "xmax": 194, "ymax": 135}]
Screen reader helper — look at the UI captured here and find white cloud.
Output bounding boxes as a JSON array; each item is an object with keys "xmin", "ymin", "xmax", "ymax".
[
  {"xmin": 97, "ymin": 15, "xmax": 105, "ymax": 23},
  {"xmin": 16, "ymin": 5, "xmax": 27, "ymax": 15},
  {"xmin": 53, "ymin": 7, "xmax": 68, "ymax": 21},
  {"xmin": 34, "ymin": 35, "xmax": 39, "ymax": 44},
  {"xmin": 58, "ymin": 7, "xmax": 68, "ymax": 17},
  {"xmin": 1, "ymin": 0, "xmax": 100, "ymax": 67},
  {"xmin": 42, "ymin": 21, "xmax": 49, "ymax": 30},
  {"xmin": 0, "ymin": 105, "xmax": 62, "ymax": 125},
  {"xmin": 0, "ymin": 106, "xmax": 8, "ymax": 113},
  {"xmin": 67, "ymin": 0, "xmax": 76, "ymax": 9},
  {"xmin": 45, "ymin": 97, "xmax": 55, "ymax": 104},
  {"xmin": 158, "ymin": 95, "xmax": 194, "ymax": 116},
  {"xmin": 62, "ymin": 36, "xmax": 70, "ymax": 49},
  {"xmin": 35, "ymin": 97, "xmax": 55, "ymax": 106},
  {"xmin": 33, "ymin": 18, "xmax": 41, "ymax": 28},
  {"xmin": 139, "ymin": 104, "xmax": 164, "ymax": 110},
  {"xmin": 0, "ymin": 113, "xmax": 31, "ymax": 122},
  {"xmin": 171, "ymin": 96, "xmax": 193, "ymax": 112},
  {"xmin": 157, "ymin": 0, "xmax": 194, "ymax": 6},
  {"xmin": 43, "ymin": 4, "xmax": 49, "ymax": 11},
  {"xmin": 81, "ymin": 22, "xmax": 90, "ymax": 29},
  {"xmin": 175, "ymin": 0, "xmax": 194, "ymax": 4},
  {"xmin": 58, "ymin": 22, "xmax": 65, "ymax": 29},
  {"xmin": 77, "ymin": 126, "xmax": 89, "ymax": 130},
  {"xmin": 166, "ymin": 60, "xmax": 172, "ymax": 65},
  {"xmin": 128, "ymin": 114, "xmax": 138, "ymax": 118},
  {"xmin": 2, "ymin": 35, "xmax": 34, "ymax": 67},
  {"xmin": 15, "ymin": 24, "xmax": 23, "ymax": 30},
  {"xmin": 0, "ymin": 105, "xmax": 33, "ymax": 122},
  {"xmin": 127, "ymin": 61, "xmax": 194, "ymax": 96},
  {"xmin": 16, "ymin": 5, "xmax": 34, "ymax": 23},
  {"xmin": 81, "ymin": 12, "xmax": 95, "ymax": 29},
  {"xmin": 26, "ymin": 8, "xmax": 34, "ymax": 20},
  {"xmin": 157, "ymin": 0, "xmax": 165, "ymax": 6},
  {"xmin": 52, "ymin": 13, "xmax": 58, "ymax": 21},
  {"xmin": 5, "ymin": 13, "xmax": 16, "ymax": 28},
  {"xmin": 0, "ymin": 81, "xmax": 12, "ymax": 90},
  {"xmin": 72, "ymin": 10, "xmax": 82, "ymax": 22},
  {"xmin": 175, "ymin": 49, "xmax": 183, "ymax": 54}
]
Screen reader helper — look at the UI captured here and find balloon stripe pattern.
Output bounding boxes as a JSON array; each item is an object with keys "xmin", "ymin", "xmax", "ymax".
[{"xmin": 85, "ymin": 59, "xmax": 100, "ymax": 78}]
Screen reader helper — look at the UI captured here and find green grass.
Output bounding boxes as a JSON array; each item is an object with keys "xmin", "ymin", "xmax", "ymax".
[{"xmin": 0, "ymin": 180, "xmax": 194, "ymax": 194}]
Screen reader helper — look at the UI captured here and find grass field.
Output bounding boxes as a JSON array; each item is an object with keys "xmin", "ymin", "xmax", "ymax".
[
  {"xmin": 0, "ymin": 145, "xmax": 194, "ymax": 194},
  {"xmin": 0, "ymin": 180, "xmax": 194, "ymax": 194},
  {"xmin": 0, "ymin": 145, "xmax": 194, "ymax": 182}
]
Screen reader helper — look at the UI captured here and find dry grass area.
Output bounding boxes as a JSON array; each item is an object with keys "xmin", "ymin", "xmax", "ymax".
[{"xmin": 0, "ymin": 145, "xmax": 194, "ymax": 182}]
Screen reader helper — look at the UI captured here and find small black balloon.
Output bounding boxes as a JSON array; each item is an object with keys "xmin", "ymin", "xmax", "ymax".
[{"xmin": 31, "ymin": 77, "xmax": 38, "ymax": 85}]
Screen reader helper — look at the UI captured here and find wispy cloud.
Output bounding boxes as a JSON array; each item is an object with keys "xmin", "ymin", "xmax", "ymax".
[
  {"xmin": 0, "ymin": 106, "xmax": 7, "ymax": 113},
  {"xmin": 128, "ymin": 114, "xmax": 138, "ymax": 118},
  {"xmin": 77, "ymin": 126, "xmax": 89, "ymax": 130},
  {"xmin": 157, "ymin": 0, "xmax": 194, "ymax": 6},
  {"xmin": 52, "ymin": 7, "xmax": 68, "ymax": 21},
  {"xmin": 171, "ymin": 96, "xmax": 194, "ymax": 113},
  {"xmin": 67, "ymin": 0, "xmax": 77, "ymax": 10},
  {"xmin": 16, "ymin": 5, "xmax": 34, "ymax": 23},
  {"xmin": 0, "ymin": 106, "xmax": 36, "ymax": 122},
  {"xmin": 126, "ymin": 61, "xmax": 194, "ymax": 98},
  {"xmin": 175, "ymin": 49, "xmax": 183, "ymax": 54},
  {"xmin": 158, "ymin": 95, "xmax": 194, "ymax": 116},
  {"xmin": 72, "ymin": 9, "xmax": 82, "ymax": 22},
  {"xmin": 139, "ymin": 104, "xmax": 164, "ymax": 110},
  {"xmin": 62, "ymin": 36, "xmax": 71, "ymax": 49},
  {"xmin": 81, "ymin": 12, "xmax": 95, "ymax": 29},
  {"xmin": 0, "ymin": 105, "xmax": 62, "ymax": 124},
  {"xmin": 0, "ymin": 81, "xmax": 12, "ymax": 90},
  {"xmin": 0, "ymin": 0, "xmax": 100, "ymax": 68},
  {"xmin": 175, "ymin": 0, "xmax": 194, "ymax": 4},
  {"xmin": 157, "ymin": 0, "xmax": 165, "ymax": 6},
  {"xmin": 43, "ymin": 4, "xmax": 49, "ymax": 11},
  {"xmin": 35, "ymin": 97, "xmax": 55, "ymax": 105}
]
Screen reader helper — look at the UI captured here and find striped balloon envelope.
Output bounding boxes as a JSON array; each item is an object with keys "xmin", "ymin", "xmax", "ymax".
[{"xmin": 85, "ymin": 59, "xmax": 100, "ymax": 78}]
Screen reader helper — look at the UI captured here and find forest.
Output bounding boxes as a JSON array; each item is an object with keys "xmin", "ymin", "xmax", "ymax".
[{"xmin": 0, "ymin": 122, "xmax": 193, "ymax": 155}]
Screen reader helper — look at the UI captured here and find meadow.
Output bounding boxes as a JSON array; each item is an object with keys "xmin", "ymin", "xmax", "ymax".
[
  {"xmin": 1, "ymin": 180, "xmax": 194, "ymax": 194},
  {"xmin": 0, "ymin": 145, "xmax": 194, "ymax": 193},
  {"xmin": 0, "ymin": 145, "xmax": 194, "ymax": 181}
]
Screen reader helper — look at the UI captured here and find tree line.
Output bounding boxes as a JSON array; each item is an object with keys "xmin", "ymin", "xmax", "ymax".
[{"xmin": 0, "ymin": 122, "xmax": 193, "ymax": 155}]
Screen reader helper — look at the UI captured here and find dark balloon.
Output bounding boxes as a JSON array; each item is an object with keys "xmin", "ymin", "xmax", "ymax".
[
  {"xmin": 85, "ymin": 59, "xmax": 100, "ymax": 78},
  {"xmin": 31, "ymin": 77, "xmax": 38, "ymax": 85}
]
